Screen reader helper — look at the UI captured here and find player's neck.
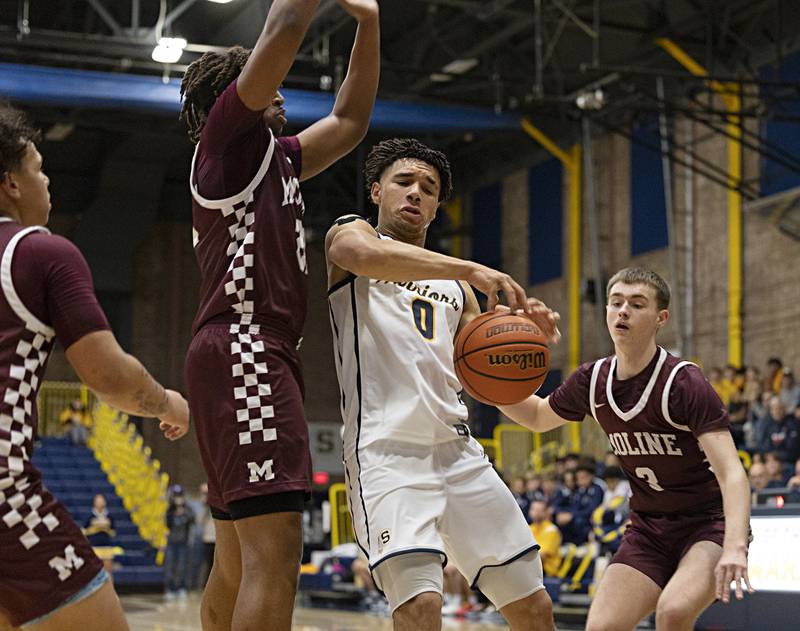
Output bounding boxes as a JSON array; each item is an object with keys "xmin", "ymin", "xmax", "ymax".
[
  {"xmin": 614, "ymin": 342, "xmax": 658, "ymax": 380},
  {"xmin": 0, "ymin": 200, "xmax": 21, "ymax": 224}
]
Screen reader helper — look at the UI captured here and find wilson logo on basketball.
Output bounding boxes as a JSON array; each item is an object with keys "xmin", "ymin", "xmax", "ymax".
[
  {"xmin": 485, "ymin": 323, "xmax": 540, "ymax": 338},
  {"xmin": 486, "ymin": 351, "xmax": 546, "ymax": 371}
]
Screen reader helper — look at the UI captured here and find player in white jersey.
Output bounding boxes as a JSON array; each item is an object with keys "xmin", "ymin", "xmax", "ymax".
[{"xmin": 326, "ymin": 138, "xmax": 560, "ymax": 631}]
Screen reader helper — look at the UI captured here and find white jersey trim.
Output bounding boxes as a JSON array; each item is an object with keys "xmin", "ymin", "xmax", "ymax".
[
  {"xmin": 189, "ymin": 129, "xmax": 276, "ymax": 209},
  {"xmin": 660, "ymin": 361, "xmax": 694, "ymax": 432},
  {"xmin": 588, "ymin": 358, "xmax": 605, "ymax": 421},
  {"xmin": 1, "ymin": 227, "xmax": 55, "ymax": 337},
  {"xmin": 606, "ymin": 347, "xmax": 667, "ymax": 422}
]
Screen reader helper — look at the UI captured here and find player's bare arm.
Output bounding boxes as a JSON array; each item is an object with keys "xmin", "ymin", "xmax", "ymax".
[
  {"xmin": 65, "ymin": 330, "xmax": 190, "ymax": 441},
  {"xmin": 698, "ymin": 429, "xmax": 754, "ymax": 603},
  {"xmin": 236, "ymin": 0, "xmax": 320, "ymax": 111},
  {"xmin": 297, "ymin": 0, "xmax": 380, "ymax": 180},
  {"xmin": 499, "ymin": 396, "xmax": 569, "ymax": 434},
  {"xmin": 325, "ymin": 215, "xmax": 531, "ymax": 312}
]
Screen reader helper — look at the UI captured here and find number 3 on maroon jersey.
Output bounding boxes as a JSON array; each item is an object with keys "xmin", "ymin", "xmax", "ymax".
[{"xmin": 635, "ymin": 466, "xmax": 664, "ymax": 492}]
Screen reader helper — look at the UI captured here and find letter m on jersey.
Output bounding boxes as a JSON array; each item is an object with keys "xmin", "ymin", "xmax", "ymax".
[
  {"xmin": 48, "ymin": 544, "xmax": 85, "ymax": 581},
  {"xmin": 248, "ymin": 459, "xmax": 275, "ymax": 483},
  {"xmin": 282, "ymin": 177, "xmax": 302, "ymax": 207}
]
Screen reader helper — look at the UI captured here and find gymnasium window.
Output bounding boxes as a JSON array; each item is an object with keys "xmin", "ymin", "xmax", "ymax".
[
  {"xmin": 630, "ymin": 116, "xmax": 669, "ymax": 255},
  {"xmin": 528, "ymin": 158, "xmax": 563, "ymax": 285},
  {"xmin": 760, "ymin": 50, "xmax": 800, "ymax": 196}
]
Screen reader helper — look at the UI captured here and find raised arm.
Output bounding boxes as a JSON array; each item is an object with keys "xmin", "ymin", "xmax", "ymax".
[
  {"xmin": 297, "ymin": 0, "xmax": 380, "ymax": 180},
  {"xmin": 236, "ymin": 0, "xmax": 321, "ymax": 111},
  {"xmin": 325, "ymin": 216, "xmax": 530, "ymax": 313},
  {"xmin": 698, "ymin": 429, "xmax": 753, "ymax": 603},
  {"xmin": 66, "ymin": 331, "xmax": 189, "ymax": 441}
]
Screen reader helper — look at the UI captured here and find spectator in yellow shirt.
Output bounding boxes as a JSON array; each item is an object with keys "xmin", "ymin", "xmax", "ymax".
[{"xmin": 529, "ymin": 499, "xmax": 562, "ymax": 577}]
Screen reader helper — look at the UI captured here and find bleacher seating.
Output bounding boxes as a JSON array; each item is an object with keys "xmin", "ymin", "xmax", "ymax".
[{"xmin": 32, "ymin": 435, "xmax": 163, "ymax": 587}]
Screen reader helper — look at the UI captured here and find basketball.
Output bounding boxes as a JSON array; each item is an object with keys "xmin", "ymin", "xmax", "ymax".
[{"xmin": 454, "ymin": 311, "xmax": 549, "ymax": 405}]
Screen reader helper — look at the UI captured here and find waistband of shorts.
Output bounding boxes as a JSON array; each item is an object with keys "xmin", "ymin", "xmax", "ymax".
[
  {"xmin": 198, "ymin": 315, "xmax": 301, "ymax": 346},
  {"xmin": 635, "ymin": 498, "xmax": 723, "ymax": 520}
]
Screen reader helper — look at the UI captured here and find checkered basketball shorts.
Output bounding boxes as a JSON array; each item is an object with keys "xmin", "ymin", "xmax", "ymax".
[
  {"xmin": 0, "ymin": 477, "xmax": 104, "ymax": 626},
  {"xmin": 185, "ymin": 324, "xmax": 311, "ymax": 511}
]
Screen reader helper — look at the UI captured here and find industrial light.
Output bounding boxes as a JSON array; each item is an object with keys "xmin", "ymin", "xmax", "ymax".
[
  {"xmin": 151, "ymin": 37, "xmax": 187, "ymax": 64},
  {"xmin": 441, "ymin": 58, "xmax": 479, "ymax": 75},
  {"xmin": 207, "ymin": 0, "xmax": 235, "ymax": 3}
]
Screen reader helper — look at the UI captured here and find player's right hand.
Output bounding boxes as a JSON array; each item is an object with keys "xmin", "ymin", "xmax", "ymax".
[
  {"xmin": 336, "ymin": 0, "xmax": 379, "ymax": 22},
  {"xmin": 158, "ymin": 389, "xmax": 190, "ymax": 441},
  {"xmin": 467, "ymin": 264, "xmax": 529, "ymax": 315}
]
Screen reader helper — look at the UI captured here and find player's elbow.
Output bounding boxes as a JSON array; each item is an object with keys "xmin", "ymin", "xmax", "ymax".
[{"xmin": 328, "ymin": 232, "xmax": 376, "ymax": 275}]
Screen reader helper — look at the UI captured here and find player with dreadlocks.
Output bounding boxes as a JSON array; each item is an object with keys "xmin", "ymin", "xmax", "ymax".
[{"xmin": 179, "ymin": 2, "xmax": 379, "ymax": 631}]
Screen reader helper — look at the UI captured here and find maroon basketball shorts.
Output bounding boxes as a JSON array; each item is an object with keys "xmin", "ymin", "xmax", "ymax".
[
  {"xmin": 185, "ymin": 324, "xmax": 312, "ymax": 514},
  {"xmin": 0, "ymin": 478, "xmax": 104, "ymax": 626},
  {"xmin": 610, "ymin": 509, "xmax": 725, "ymax": 589}
]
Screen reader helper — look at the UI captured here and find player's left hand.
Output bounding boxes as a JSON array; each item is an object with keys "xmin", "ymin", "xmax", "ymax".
[
  {"xmin": 715, "ymin": 547, "xmax": 753, "ymax": 603},
  {"xmin": 494, "ymin": 298, "xmax": 561, "ymax": 344},
  {"xmin": 336, "ymin": 0, "xmax": 379, "ymax": 22}
]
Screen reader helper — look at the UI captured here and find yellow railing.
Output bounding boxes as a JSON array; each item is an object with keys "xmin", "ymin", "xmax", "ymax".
[
  {"xmin": 88, "ymin": 403, "xmax": 169, "ymax": 556},
  {"xmin": 328, "ymin": 483, "xmax": 355, "ymax": 548}
]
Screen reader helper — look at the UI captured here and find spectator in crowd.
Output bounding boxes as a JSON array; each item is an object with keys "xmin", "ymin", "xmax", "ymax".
[
  {"xmin": 539, "ymin": 471, "xmax": 561, "ymax": 506},
  {"xmin": 524, "ymin": 470, "xmax": 544, "ymax": 505},
  {"xmin": 555, "ymin": 464, "xmax": 603, "ymax": 545},
  {"xmin": 764, "ymin": 452, "xmax": 790, "ymax": 486},
  {"xmin": 509, "ymin": 475, "xmax": 531, "ymax": 519},
  {"xmin": 564, "ymin": 452, "xmax": 581, "ymax": 472},
  {"xmin": 778, "ymin": 371, "xmax": 800, "ymax": 417},
  {"xmin": 164, "ymin": 485, "xmax": 196, "ymax": 601},
  {"xmin": 748, "ymin": 462, "xmax": 770, "ymax": 494},
  {"xmin": 441, "ymin": 562, "xmax": 475, "ymax": 616},
  {"xmin": 83, "ymin": 494, "xmax": 117, "ymax": 581},
  {"xmin": 591, "ymin": 466, "xmax": 631, "ymax": 555},
  {"xmin": 601, "ymin": 466, "xmax": 630, "ymax": 512},
  {"xmin": 708, "ymin": 367, "xmax": 725, "ymax": 403},
  {"xmin": 765, "ymin": 357, "xmax": 784, "ymax": 395},
  {"xmin": 552, "ymin": 469, "xmax": 576, "ymax": 515},
  {"xmin": 351, "ymin": 552, "xmax": 386, "ymax": 613},
  {"xmin": 83, "ymin": 493, "xmax": 115, "ymax": 547},
  {"xmin": 719, "ymin": 365, "xmax": 740, "ymax": 407},
  {"xmin": 59, "ymin": 397, "xmax": 91, "ymax": 446},
  {"xmin": 727, "ymin": 374, "xmax": 748, "ymax": 449},
  {"xmin": 528, "ymin": 500, "xmax": 562, "ymax": 577},
  {"xmin": 759, "ymin": 396, "xmax": 800, "ymax": 463}
]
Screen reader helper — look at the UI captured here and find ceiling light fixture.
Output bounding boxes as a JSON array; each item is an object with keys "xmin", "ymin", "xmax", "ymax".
[{"xmin": 151, "ymin": 37, "xmax": 187, "ymax": 64}]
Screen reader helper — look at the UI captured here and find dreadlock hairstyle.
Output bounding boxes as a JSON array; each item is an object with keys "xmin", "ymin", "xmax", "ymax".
[
  {"xmin": 0, "ymin": 105, "xmax": 40, "ymax": 177},
  {"xmin": 364, "ymin": 138, "xmax": 453, "ymax": 202},
  {"xmin": 179, "ymin": 46, "xmax": 251, "ymax": 143}
]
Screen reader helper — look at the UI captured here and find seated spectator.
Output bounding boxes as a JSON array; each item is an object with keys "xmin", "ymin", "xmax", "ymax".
[
  {"xmin": 779, "ymin": 371, "xmax": 800, "ymax": 417},
  {"xmin": 528, "ymin": 500, "xmax": 562, "ymax": 577},
  {"xmin": 749, "ymin": 462, "xmax": 771, "ymax": 494},
  {"xmin": 727, "ymin": 377, "xmax": 748, "ymax": 449},
  {"xmin": 539, "ymin": 471, "xmax": 561, "ymax": 506},
  {"xmin": 552, "ymin": 469, "xmax": 576, "ymax": 515},
  {"xmin": 764, "ymin": 451, "xmax": 790, "ymax": 486},
  {"xmin": 765, "ymin": 357, "xmax": 784, "ymax": 395},
  {"xmin": 601, "ymin": 450, "xmax": 623, "ymax": 474},
  {"xmin": 591, "ymin": 467, "xmax": 630, "ymax": 555},
  {"xmin": 708, "ymin": 367, "xmax": 724, "ymax": 402},
  {"xmin": 555, "ymin": 464, "xmax": 603, "ymax": 545},
  {"xmin": 59, "ymin": 398, "xmax": 91, "ymax": 446},
  {"xmin": 601, "ymin": 466, "xmax": 630, "ymax": 513},
  {"xmin": 524, "ymin": 471, "xmax": 544, "ymax": 505},
  {"xmin": 720, "ymin": 364, "xmax": 740, "ymax": 407},
  {"xmin": 563, "ymin": 452, "xmax": 581, "ymax": 472},
  {"xmin": 83, "ymin": 493, "xmax": 115, "ymax": 546},
  {"xmin": 83, "ymin": 493, "xmax": 116, "ymax": 580},
  {"xmin": 760, "ymin": 397, "xmax": 800, "ymax": 463},
  {"xmin": 509, "ymin": 475, "xmax": 530, "ymax": 519}
]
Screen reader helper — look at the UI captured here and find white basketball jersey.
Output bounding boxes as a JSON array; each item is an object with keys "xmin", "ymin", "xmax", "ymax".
[{"xmin": 328, "ymin": 240, "xmax": 469, "ymax": 457}]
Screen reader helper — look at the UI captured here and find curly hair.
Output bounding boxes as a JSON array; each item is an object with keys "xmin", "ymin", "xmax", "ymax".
[
  {"xmin": 0, "ymin": 105, "xmax": 40, "ymax": 176},
  {"xmin": 364, "ymin": 138, "xmax": 453, "ymax": 202},
  {"xmin": 179, "ymin": 46, "xmax": 251, "ymax": 143}
]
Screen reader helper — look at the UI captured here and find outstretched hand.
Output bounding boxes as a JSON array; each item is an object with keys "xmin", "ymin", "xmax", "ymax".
[
  {"xmin": 336, "ymin": 0, "xmax": 379, "ymax": 21},
  {"xmin": 494, "ymin": 298, "xmax": 561, "ymax": 344},
  {"xmin": 467, "ymin": 264, "xmax": 530, "ymax": 315},
  {"xmin": 158, "ymin": 389, "xmax": 190, "ymax": 441}
]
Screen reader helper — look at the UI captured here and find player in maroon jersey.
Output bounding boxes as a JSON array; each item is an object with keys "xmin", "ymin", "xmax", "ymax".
[
  {"xmin": 178, "ymin": 1, "xmax": 379, "ymax": 630},
  {"xmin": 0, "ymin": 106, "xmax": 189, "ymax": 631},
  {"xmin": 499, "ymin": 267, "xmax": 752, "ymax": 631}
]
